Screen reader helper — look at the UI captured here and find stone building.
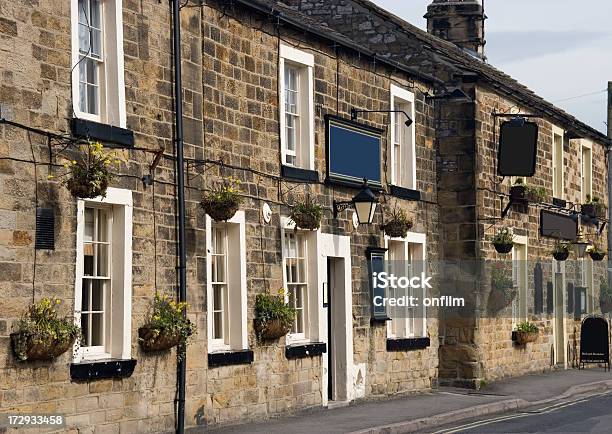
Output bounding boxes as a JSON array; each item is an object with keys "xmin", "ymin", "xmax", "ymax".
[
  {"xmin": 281, "ymin": 0, "xmax": 612, "ymax": 388},
  {"xmin": 0, "ymin": 0, "xmax": 443, "ymax": 431}
]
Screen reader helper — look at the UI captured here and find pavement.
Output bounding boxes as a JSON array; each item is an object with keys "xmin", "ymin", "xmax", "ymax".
[{"xmin": 203, "ymin": 368, "xmax": 612, "ymax": 434}]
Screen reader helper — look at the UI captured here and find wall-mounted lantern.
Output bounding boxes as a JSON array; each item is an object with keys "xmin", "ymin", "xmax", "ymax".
[
  {"xmin": 333, "ymin": 179, "xmax": 379, "ymax": 225},
  {"xmin": 573, "ymin": 228, "xmax": 590, "ymax": 258}
]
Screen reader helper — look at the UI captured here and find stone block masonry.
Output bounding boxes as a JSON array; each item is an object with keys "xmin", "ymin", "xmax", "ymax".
[{"xmin": 0, "ymin": 0, "xmax": 440, "ymax": 431}]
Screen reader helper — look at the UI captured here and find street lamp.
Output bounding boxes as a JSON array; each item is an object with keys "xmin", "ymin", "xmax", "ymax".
[
  {"xmin": 333, "ymin": 179, "xmax": 379, "ymax": 225},
  {"xmin": 573, "ymin": 228, "xmax": 590, "ymax": 258}
]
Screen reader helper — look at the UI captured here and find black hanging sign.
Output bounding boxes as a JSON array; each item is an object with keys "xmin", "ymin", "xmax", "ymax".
[
  {"xmin": 579, "ymin": 316, "xmax": 610, "ymax": 371},
  {"xmin": 497, "ymin": 118, "xmax": 539, "ymax": 177},
  {"xmin": 540, "ymin": 210, "xmax": 578, "ymax": 241},
  {"xmin": 325, "ymin": 115, "xmax": 383, "ymax": 189}
]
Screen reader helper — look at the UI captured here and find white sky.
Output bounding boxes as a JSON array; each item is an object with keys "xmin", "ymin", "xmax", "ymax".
[{"xmin": 371, "ymin": 0, "xmax": 611, "ymax": 133}]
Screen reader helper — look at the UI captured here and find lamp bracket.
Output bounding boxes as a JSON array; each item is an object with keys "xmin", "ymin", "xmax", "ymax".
[{"xmin": 333, "ymin": 200, "xmax": 353, "ymax": 219}]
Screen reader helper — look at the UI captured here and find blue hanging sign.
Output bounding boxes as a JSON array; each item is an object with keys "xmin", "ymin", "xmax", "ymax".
[{"xmin": 325, "ymin": 115, "xmax": 383, "ymax": 188}]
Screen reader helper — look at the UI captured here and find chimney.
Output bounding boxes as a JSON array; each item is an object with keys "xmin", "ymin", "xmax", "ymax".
[{"xmin": 425, "ymin": 0, "xmax": 486, "ymax": 60}]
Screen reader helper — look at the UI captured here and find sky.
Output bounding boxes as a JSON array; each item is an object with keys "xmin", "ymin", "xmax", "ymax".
[{"xmin": 371, "ymin": 0, "xmax": 611, "ymax": 134}]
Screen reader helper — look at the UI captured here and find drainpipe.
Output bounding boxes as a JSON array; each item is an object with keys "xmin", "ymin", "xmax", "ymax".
[{"xmin": 171, "ymin": 0, "xmax": 188, "ymax": 433}]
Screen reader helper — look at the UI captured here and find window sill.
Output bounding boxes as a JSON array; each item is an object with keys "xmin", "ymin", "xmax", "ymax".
[
  {"xmin": 389, "ymin": 185, "xmax": 421, "ymax": 201},
  {"xmin": 71, "ymin": 118, "xmax": 135, "ymax": 148},
  {"xmin": 386, "ymin": 337, "xmax": 430, "ymax": 352},
  {"xmin": 285, "ymin": 342, "xmax": 326, "ymax": 359},
  {"xmin": 208, "ymin": 349, "xmax": 254, "ymax": 368},
  {"xmin": 70, "ymin": 359, "xmax": 137, "ymax": 381},
  {"xmin": 281, "ymin": 165, "xmax": 319, "ymax": 182}
]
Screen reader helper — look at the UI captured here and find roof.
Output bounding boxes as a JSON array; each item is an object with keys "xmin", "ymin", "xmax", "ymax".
[{"xmin": 236, "ymin": 0, "xmax": 610, "ymax": 147}]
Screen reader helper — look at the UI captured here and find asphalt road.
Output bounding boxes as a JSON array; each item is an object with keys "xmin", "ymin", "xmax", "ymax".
[{"xmin": 433, "ymin": 392, "xmax": 612, "ymax": 434}]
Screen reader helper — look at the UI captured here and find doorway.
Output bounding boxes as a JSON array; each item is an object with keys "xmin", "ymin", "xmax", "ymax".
[
  {"xmin": 553, "ymin": 262, "xmax": 566, "ymax": 367},
  {"xmin": 326, "ymin": 257, "xmax": 347, "ymax": 401}
]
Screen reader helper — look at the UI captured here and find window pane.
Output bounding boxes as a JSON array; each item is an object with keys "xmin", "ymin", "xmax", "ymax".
[
  {"xmin": 87, "ymin": 84, "xmax": 98, "ymax": 115},
  {"xmin": 213, "ymin": 312, "xmax": 224, "ymax": 339},
  {"xmin": 91, "ymin": 280, "xmax": 104, "ymax": 311},
  {"xmin": 79, "ymin": 23, "xmax": 90, "ymax": 53},
  {"xmin": 84, "ymin": 244, "xmax": 94, "ymax": 275},
  {"xmin": 96, "ymin": 244, "xmax": 109, "ymax": 277},
  {"xmin": 84, "ymin": 208, "xmax": 94, "ymax": 242},
  {"xmin": 213, "ymin": 285, "xmax": 224, "ymax": 311},
  {"xmin": 78, "ymin": 0, "xmax": 88, "ymax": 25},
  {"xmin": 97, "ymin": 209, "xmax": 108, "ymax": 242},
  {"xmin": 81, "ymin": 313, "xmax": 90, "ymax": 345},
  {"xmin": 90, "ymin": 0, "xmax": 102, "ymax": 29},
  {"xmin": 81, "ymin": 280, "xmax": 90, "ymax": 311},
  {"xmin": 91, "ymin": 313, "xmax": 104, "ymax": 346}
]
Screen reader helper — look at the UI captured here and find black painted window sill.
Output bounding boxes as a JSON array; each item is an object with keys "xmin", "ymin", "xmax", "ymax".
[
  {"xmin": 208, "ymin": 349, "xmax": 254, "ymax": 368},
  {"xmin": 281, "ymin": 165, "xmax": 319, "ymax": 183},
  {"xmin": 386, "ymin": 337, "xmax": 430, "ymax": 352},
  {"xmin": 70, "ymin": 359, "xmax": 137, "ymax": 381},
  {"xmin": 389, "ymin": 185, "xmax": 421, "ymax": 201},
  {"xmin": 285, "ymin": 342, "xmax": 326, "ymax": 359},
  {"xmin": 72, "ymin": 118, "xmax": 135, "ymax": 148}
]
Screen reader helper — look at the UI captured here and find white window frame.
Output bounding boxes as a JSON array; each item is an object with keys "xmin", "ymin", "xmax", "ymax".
[
  {"xmin": 279, "ymin": 44, "xmax": 315, "ymax": 171},
  {"xmin": 281, "ymin": 217, "xmax": 319, "ymax": 345},
  {"xmin": 71, "ymin": 0, "xmax": 126, "ymax": 127},
  {"xmin": 389, "ymin": 84, "xmax": 416, "ymax": 190},
  {"xmin": 206, "ymin": 211, "xmax": 248, "ymax": 353},
  {"xmin": 580, "ymin": 139, "xmax": 593, "ymax": 203},
  {"xmin": 511, "ymin": 235, "xmax": 528, "ymax": 325},
  {"xmin": 384, "ymin": 232, "xmax": 427, "ymax": 339},
  {"xmin": 73, "ymin": 187, "xmax": 132, "ymax": 362},
  {"xmin": 552, "ymin": 125, "xmax": 565, "ymax": 200}
]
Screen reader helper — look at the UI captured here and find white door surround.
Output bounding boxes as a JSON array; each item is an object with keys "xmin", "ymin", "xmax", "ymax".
[{"xmin": 317, "ymin": 233, "xmax": 355, "ymax": 406}]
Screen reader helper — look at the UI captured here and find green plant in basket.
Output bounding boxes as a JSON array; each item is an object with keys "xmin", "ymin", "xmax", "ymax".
[
  {"xmin": 55, "ymin": 142, "xmax": 120, "ymax": 199},
  {"xmin": 254, "ymin": 288, "xmax": 296, "ymax": 340},
  {"xmin": 201, "ymin": 177, "xmax": 242, "ymax": 221},
  {"xmin": 290, "ymin": 196, "xmax": 323, "ymax": 230},
  {"xmin": 139, "ymin": 294, "xmax": 195, "ymax": 355},
  {"xmin": 11, "ymin": 298, "xmax": 81, "ymax": 362}
]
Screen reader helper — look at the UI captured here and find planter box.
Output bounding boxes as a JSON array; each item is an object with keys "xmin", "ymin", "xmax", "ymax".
[
  {"xmin": 138, "ymin": 326, "xmax": 180, "ymax": 352},
  {"xmin": 11, "ymin": 332, "xmax": 76, "ymax": 362},
  {"xmin": 512, "ymin": 330, "xmax": 538, "ymax": 345},
  {"xmin": 510, "ymin": 185, "xmax": 528, "ymax": 203}
]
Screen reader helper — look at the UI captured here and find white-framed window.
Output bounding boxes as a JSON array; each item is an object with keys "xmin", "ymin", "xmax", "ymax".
[
  {"xmin": 512, "ymin": 235, "xmax": 528, "ymax": 324},
  {"xmin": 385, "ymin": 232, "xmax": 426, "ymax": 339},
  {"xmin": 74, "ymin": 187, "xmax": 132, "ymax": 362},
  {"xmin": 279, "ymin": 44, "xmax": 315, "ymax": 170},
  {"xmin": 281, "ymin": 217, "xmax": 319, "ymax": 344},
  {"xmin": 390, "ymin": 84, "xmax": 416, "ymax": 189},
  {"xmin": 552, "ymin": 125, "xmax": 565, "ymax": 199},
  {"xmin": 580, "ymin": 140, "xmax": 593, "ymax": 203},
  {"xmin": 71, "ymin": 0, "xmax": 126, "ymax": 127},
  {"xmin": 206, "ymin": 211, "xmax": 248, "ymax": 352}
]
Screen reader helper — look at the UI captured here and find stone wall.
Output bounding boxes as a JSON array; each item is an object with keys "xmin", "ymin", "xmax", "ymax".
[{"xmin": 0, "ymin": 0, "xmax": 441, "ymax": 431}]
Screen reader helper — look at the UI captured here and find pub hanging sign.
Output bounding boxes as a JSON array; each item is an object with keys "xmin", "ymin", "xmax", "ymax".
[{"xmin": 325, "ymin": 115, "xmax": 383, "ymax": 189}]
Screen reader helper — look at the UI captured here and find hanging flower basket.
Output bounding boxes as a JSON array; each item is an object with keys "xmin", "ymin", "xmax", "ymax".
[
  {"xmin": 254, "ymin": 289, "xmax": 295, "ymax": 341},
  {"xmin": 10, "ymin": 298, "xmax": 80, "ymax": 362},
  {"xmin": 381, "ymin": 208, "xmax": 413, "ymax": 238},
  {"xmin": 58, "ymin": 142, "xmax": 118, "ymax": 199},
  {"xmin": 513, "ymin": 322, "xmax": 539, "ymax": 345},
  {"xmin": 201, "ymin": 177, "xmax": 242, "ymax": 221},
  {"xmin": 492, "ymin": 227, "xmax": 514, "ymax": 254},
  {"xmin": 589, "ymin": 251, "xmax": 606, "ymax": 261},
  {"xmin": 581, "ymin": 196, "xmax": 607, "ymax": 219},
  {"xmin": 254, "ymin": 318, "xmax": 292, "ymax": 340},
  {"xmin": 290, "ymin": 198, "xmax": 322, "ymax": 231},
  {"xmin": 510, "ymin": 185, "xmax": 527, "ymax": 202},
  {"xmin": 11, "ymin": 331, "xmax": 76, "ymax": 362},
  {"xmin": 138, "ymin": 326, "xmax": 181, "ymax": 352},
  {"xmin": 488, "ymin": 264, "xmax": 516, "ymax": 313},
  {"xmin": 552, "ymin": 241, "xmax": 570, "ymax": 261},
  {"xmin": 138, "ymin": 295, "xmax": 195, "ymax": 355}
]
